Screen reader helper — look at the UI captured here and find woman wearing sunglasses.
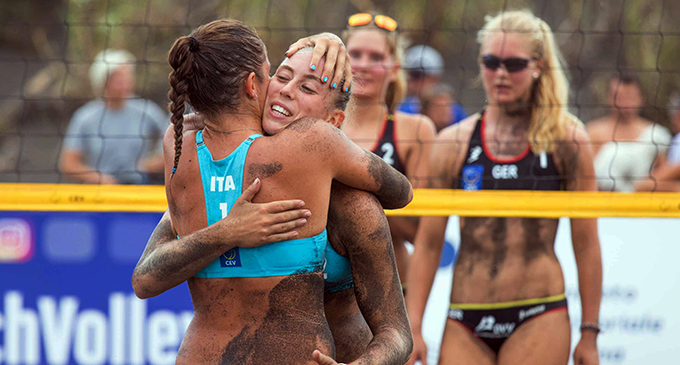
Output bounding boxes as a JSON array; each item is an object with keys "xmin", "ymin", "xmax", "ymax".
[
  {"xmin": 406, "ymin": 10, "xmax": 602, "ymax": 365},
  {"xmin": 341, "ymin": 12, "xmax": 437, "ymax": 296}
]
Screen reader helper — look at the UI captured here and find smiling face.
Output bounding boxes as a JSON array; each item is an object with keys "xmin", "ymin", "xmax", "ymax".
[
  {"xmin": 262, "ymin": 51, "xmax": 338, "ymax": 135},
  {"xmin": 480, "ymin": 32, "xmax": 539, "ymax": 106},
  {"xmin": 346, "ymin": 28, "xmax": 398, "ymax": 101}
]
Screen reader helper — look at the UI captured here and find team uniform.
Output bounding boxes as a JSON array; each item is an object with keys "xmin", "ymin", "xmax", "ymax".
[
  {"xmin": 371, "ymin": 113, "xmax": 407, "ymax": 176},
  {"xmin": 192, "ymin": 130, "xmax": 327, "ymax": 279},
  {"xmin": 450, "ymin": 111, "xmax": 568, "ymax": 353},
  {"xmin": 447, "ymin": 294, "xmax": 568, "ymax": 354},
  {"xmin": 457, "ymin": 111, "xmax": 562, "ymax": 191},
  {"xmin": 324, "ymin": 245, "xmax": 354, "ymax": 293}
]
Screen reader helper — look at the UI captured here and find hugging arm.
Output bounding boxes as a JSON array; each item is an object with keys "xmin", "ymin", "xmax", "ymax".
[
  {"xmin": 405, "ymin": 127, "xmax": 465, "ymax": 365},
  {"xmin": 326, "ymin": 183, "xmax": 413, "ymax": 365},
  {"xmin": 290, "ymin": 118, "xmax": 413, "ymax": 209},
  {"xmin": 132, "ymin": 179, "xmax": 310, "ymax": 298}
]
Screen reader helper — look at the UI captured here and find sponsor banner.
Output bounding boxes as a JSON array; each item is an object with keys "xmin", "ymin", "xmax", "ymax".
[
  {"xmin": 420, "ymin": 217, "xmax": 679, "ymax": 365},
  {"xmin": 0, "ymin": 211, "xmax": 193, "ymax": 365},
  {"xmin": 2, "ymin": 210, "xmax": 677, "ymax": 365}
]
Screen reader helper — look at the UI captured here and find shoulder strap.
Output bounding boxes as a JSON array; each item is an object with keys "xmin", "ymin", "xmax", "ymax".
[
  {"xmin": 196, "ymin": 130, "xmax": 204, "ymax": 145},
  {"xmin": 470, "ymin": 111, "xmax": 484, "ymax": 141},
  {"xmin": 244, "ymin": 133, "xmax": 263, "ymax": 145}
]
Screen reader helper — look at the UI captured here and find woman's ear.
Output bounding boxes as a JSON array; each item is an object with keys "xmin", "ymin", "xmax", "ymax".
[
  {"xmin": 245, "ymin": 72, "xmax": 258, "ymax": 99},
  {"xmin": 534, "ymin": 59, "xmax": 544, "ymax": 78},
  {"xmin": 327, "ymin": 110, "xmax": 346, "ymax": 129}
]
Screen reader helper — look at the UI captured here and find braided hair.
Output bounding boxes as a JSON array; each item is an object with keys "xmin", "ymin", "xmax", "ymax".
[{"xmin": 166, "ymin": 19, "xmax": 266, "ymax": 175}]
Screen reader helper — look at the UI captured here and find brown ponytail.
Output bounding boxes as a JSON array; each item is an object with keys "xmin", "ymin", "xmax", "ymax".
[
  {"xmin": 167, "ymin": 36, "xmax": 195, "ymax": 174},
  {"xmin": 166, "ymin": 19, "xmax": 266, "ymax": 175}
]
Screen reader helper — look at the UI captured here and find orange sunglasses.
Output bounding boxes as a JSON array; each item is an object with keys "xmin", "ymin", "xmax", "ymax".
[{"xmin": 348, "ymin": 13, "xmax": 398, "ymax": 31}]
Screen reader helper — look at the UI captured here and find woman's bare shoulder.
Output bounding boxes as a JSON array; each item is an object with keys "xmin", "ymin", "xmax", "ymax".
[
  {"xmin": 251, "ymin": 117, "xmax": 341, "ymax": 166},
  {"xmin": 438, "ymin": 113, "xmax": 479, "ymax": 143},
  {"xmin": 394, "ymin": 111, "xmax": 437, "ymax": 140}
]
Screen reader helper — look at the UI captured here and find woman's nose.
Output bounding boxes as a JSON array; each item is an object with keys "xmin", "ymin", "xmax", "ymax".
[
  {"xmin": 351, "ymin": 55, "xmax": 368, "ymax": 70},
  {"xmin": 280, "ymin": 82, "xmax": 295, "ymax": 99}
]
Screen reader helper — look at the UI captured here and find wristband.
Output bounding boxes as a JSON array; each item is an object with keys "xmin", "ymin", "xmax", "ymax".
[{"xmin": 580, "ymin": 323, "xmax": 601, "ymax": 334}]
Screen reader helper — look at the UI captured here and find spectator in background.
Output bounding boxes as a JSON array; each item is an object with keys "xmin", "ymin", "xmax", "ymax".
[
  {"xmin": 421, "ymin": 82, "xmax": 456, "ymax": 132},
  {"xmin": 635, "ymin": 92, "xmax": 680, "ymax": 192},
  {"xmin": 586, "ymin": 75, "xmax": 672, "ymax": 192},
  {"xmin": 666, "ymin": 92, "xmax": 680, "ymax": 165},
  {"xmin": 398, "ymin": 44, "xmax": 468, "ymax": 124},
  {"xmin": 60, "ymin": 49, "xmax": 168, "ymax": 184}
]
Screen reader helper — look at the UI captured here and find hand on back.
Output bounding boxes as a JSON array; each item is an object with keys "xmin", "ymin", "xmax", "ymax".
[{"xmin": 214, "ymin": 178, "xmax": 311, "ymax": 247}]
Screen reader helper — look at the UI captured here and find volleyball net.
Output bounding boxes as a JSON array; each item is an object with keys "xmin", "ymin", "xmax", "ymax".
[
  {"xmin": 0, "ymin": 1, "xmax": 679, "ymax": 365},
  {"xmin": 0, "ymin": 0, "xmax": 679, "ymax": 203}
]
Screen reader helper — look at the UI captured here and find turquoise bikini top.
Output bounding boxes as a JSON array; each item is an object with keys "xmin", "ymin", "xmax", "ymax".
[
  {"xmin": 193, "ymin": 130, "xmax": 326, "ymax": 279},
  {"xmin": 324, "ymin": 243, "xmax": 354, "ymax": 293}
]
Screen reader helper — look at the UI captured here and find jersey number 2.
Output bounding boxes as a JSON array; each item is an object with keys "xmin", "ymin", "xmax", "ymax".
[{"xmin": 381, "ymin": 143, "xmax": 395, "ymax": 166}]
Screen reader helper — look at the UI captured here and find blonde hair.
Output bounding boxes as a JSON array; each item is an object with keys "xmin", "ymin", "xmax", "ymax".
[
  {"xmin": 478, "ymin": 10, "xmax": 580, "ymax": 153},
  {"xmin": 342, "ymin": 15, "xmax": 407, "ymax": 112}
]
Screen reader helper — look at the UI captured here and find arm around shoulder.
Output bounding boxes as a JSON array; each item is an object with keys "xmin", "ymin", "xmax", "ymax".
[
  {"xmin": 291, "ymin": 117, "xmax": 413, "ymax": 209},
  {"xmin": 330, "ymin": 188, "xmax": 413, "ymax": 365}
]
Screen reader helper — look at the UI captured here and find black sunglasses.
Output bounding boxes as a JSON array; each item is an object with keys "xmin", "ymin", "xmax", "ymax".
[{"xmin": 481, "ymin": 55, "xmax": 533, "ymax": 73}]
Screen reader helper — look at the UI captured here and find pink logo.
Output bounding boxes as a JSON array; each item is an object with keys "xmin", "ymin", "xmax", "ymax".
[{"xmin": 0, "ymin": 219, "xmax": 33, "ymax": 262}]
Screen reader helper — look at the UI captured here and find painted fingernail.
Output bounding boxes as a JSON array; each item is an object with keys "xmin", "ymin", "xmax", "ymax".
[
  {"xmin": 344, "ymin": 87, "xmax": 349, "ymax": 93},
  {"xmin": 323, "ymin": 77, "xmax": 328, "ymax": 83},
  {"xmin": 292, "ymin": 231, "xmax": 299, "ymax": 236},
  {"xmin": 298, "ymin": 200, "xmax": 305, "ymax": 207},
  {"xmin": 304, "ymin": 210, "xmax": 311, "ymax": 217},
  {"xmin": 310, "ymin": 64, "xmax": 316, "ymax": 70},
  {"xmin": 332, "ymin": 83, "xmax": 337, "ymax": 89},
  {"xmin": 299, "ymin": 219, "xmax": 307, "ymax": 224},
  {"xmin": 284, "ymin": 49, "xmax": 290, "ymax": 56}
]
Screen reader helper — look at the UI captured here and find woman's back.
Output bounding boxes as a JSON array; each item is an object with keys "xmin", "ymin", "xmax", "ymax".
[
  {"xmin": 162, "ymin": 19, "xmax": 411, "ymax": 364},
  {"xmin": 166, "ymin": 118, "xmax": 411, "ymax": 364},
  {"xmin": 166, "ymin": 127, "xmax": 333, "ymax": 364}
]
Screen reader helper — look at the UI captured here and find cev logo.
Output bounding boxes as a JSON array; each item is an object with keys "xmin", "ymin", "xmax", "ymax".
[
  {"xmin": 0, "ymin": 218, "xmax": 33, "ymax": 262},
  {"xmin": 223, "ymin": 249, "xmax": 237, "ymax": 261}
]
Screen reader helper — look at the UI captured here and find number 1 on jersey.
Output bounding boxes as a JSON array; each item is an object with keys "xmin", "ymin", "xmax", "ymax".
[{"xmin": 220, "ymin": 203, "xmax": 228, "ymax": 219}]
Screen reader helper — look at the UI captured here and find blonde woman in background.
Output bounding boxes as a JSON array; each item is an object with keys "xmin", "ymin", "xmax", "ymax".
[
  {"xmin": 340, "ymin": 12, "xmax": 436, "ymax": 291},
  {"xmin": 406, "ymin": 10, "xmax": 602, "ymax": 365}
]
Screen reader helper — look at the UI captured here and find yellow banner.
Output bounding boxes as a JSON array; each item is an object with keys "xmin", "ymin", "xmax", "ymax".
[{"xmin": 1, "ymin": 183, "xmax": 679, "ymax": 218}]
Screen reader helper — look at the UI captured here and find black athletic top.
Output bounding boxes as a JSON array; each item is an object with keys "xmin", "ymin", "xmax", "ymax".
[
  {"xmin": 371, "ymin": 113, "xmax": 407, "ymax": 175},
  {"xmin": 457, "ymin": 111, "xmax": 563, "ymax": 191}
]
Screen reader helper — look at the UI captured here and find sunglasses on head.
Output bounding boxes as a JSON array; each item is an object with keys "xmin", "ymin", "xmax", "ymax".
[
  {"xmin": 348, "ymin": 13, "xmax": 398, "ymax": 32},
  {"xmin": 481, "ymin": 55, "xmax": 534, "ymax": 73}
]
